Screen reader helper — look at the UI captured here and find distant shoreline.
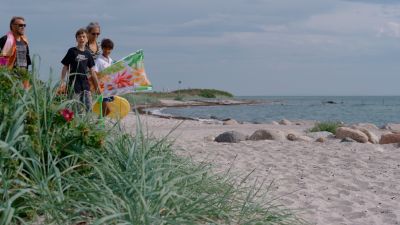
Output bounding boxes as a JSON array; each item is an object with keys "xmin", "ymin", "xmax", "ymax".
[{"xmin": 134, "ymin": 98, "xmax": 266, "ymax": 121}]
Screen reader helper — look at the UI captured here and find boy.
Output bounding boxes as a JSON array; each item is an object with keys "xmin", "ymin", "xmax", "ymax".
[
  {"xmin": 94, "ymin": 38, "xmax": 114, "ymax": 116},
  {"xmin": 61, "ymin": 28, "xmax": 100, "ymax": 112}
]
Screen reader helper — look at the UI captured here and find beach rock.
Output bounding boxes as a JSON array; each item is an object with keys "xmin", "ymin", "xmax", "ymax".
[
  {"xmin": 279, "ymin": 119, "xmax": 291, "ymax": 125},
  {"xmin": 271, "ymin": 121, "xmax": 279, "ymax": 125},
  {"xmin": 316, "ymin": 137, "xmax": 326, "ymax": 143},
  {"xmin": 287, "ymin": 133, "xmax": 312, "ymax": 142},
  {"xmin": 307, "ymin": 131, "xmax": 334, "ymax": 139},
  {"xmin": 248, "ymin": 129, "xmax": 285, "ymax": 141},
  {"xmin": 379, "ymin": 133, "xmax": 400, "ymax": 144},
  {"xmin": 223, "ymin": 119, "xmax": 239, "ymax": 125},
  {"xmin": 335, "ymin": 127, "xmax": 369, "ymax": 143},
  {"xmin": 215, "ymin": 131, "xmax": 247, "ymax": 143},
  {"xmin": 204, "ymin": 135, "xmax": 215, "ymax": 142},
  {"xmin": 297, "ymin": 136, "xmax": 313, "ymax": 142},
  {"xmin": 322, "ymin": 100, "xmax": 337, "ymax": 104},
  {"xmin": 341, "ymin": 137, "xmax": 355, "ymax": 143},
  {"xmin": 287, "ymin": 133, "xmax": 297, "ymax": 141},
  {"xmin": 358, "ymin": 128, "xmax": 379, "ymax": 144}
]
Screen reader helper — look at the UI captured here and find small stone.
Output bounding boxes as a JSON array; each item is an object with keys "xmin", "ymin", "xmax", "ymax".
[
  {"xmin": 279, "ymin": 119, "xmax": 291, "ymax": 125},
  {"xmin": 287, "ymin": 133, "xmax": 297, "ymax": 141}
]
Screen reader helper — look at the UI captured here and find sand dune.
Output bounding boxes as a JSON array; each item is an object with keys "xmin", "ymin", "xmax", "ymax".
[{"xmin": 122, "ymin": 113, "xmax": 400, "ymax": 225}]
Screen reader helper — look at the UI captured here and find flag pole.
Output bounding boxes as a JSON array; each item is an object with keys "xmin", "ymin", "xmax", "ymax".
[{"xmin": 98, "ymin": 94, "xmax": 105, "ymax": 127}]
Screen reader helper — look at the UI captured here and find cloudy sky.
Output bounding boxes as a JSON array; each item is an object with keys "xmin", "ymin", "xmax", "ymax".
[{"xmin": 1, "ymin": 0, "xmax": 400, "ymax": 96}]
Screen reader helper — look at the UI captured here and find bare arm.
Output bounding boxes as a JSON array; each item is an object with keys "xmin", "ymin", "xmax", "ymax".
[
  {"xmin": 61, "ymin": 65, "xmax": 69, "ymax": 84},
  {"xmin": 90, "ymin": 67, "xmax": 101, "ymax": 94}
]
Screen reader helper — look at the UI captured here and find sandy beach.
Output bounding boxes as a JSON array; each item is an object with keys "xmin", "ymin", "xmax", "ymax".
[{"xmin": 121, "ymin": 113, "xmax": 400, "ymax": 225}]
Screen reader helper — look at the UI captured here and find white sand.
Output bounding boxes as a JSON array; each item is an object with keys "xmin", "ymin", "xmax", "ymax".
[{"xmin": 122, "ymin": 113, "xmax": 400, "ymax": 225}]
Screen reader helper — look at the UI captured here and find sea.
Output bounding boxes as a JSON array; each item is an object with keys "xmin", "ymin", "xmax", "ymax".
[{"xmin": 158, "ymin": 96, "xmax": 400, "ymax": 126}]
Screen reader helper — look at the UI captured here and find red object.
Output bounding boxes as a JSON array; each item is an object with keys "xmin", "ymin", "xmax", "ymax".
[
  {"xmin": 113, "ymin": 69, "xmax": 134, "ymax": 88},
  {"xmin": 0, "ymin": 56, "xmax": 8, "ymax": 66},
  {"xmin": 60, "ymin": 108, "xmax": 74, "ymax": 122}
]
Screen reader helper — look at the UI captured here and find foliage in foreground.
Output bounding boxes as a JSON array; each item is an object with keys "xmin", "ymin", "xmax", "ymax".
[
  {"xmin": 171, "ymin": 88, "xmax": 234, "ymax": 98},
  {"xmin": 0, "ymin": 68, "xmax": 304, "ymax": 224},
  {"xmin": 309, "ymin": 121, "xmax": 342, "ymax": 134}
]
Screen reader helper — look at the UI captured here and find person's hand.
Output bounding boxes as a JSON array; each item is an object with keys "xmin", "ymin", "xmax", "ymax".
[
  {"xmin": 57, "ymin": 82, "xmax": 67, "ymax": 95},
  {"xmin": 95, "ymin": 86, "xmax": 101, "ymax": 95}
]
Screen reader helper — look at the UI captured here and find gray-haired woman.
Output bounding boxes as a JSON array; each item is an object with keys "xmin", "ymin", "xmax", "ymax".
[{"xmin": 86, "ymin": 22, "xmax": 101, "ymax": 60}]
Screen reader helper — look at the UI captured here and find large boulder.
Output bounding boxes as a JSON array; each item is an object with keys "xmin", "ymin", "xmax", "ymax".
[
  {"xmin": 350, "ymin": 125, "xmax": 379, "ymax": 144},
  {"xmin": 358, "ymin": 128, "xmax": 379, "ymax": 144},
  {"xmin": 379, "ymin": 133, "xmax": 400, "ymax": 144},
  {"xmin": 215, "ymin": 131, "xmax": 246, "ymax": 143},
  {"xmin": 248, "ymin": 129, "xmax": 285, "ymax": 141},
  {"xmin": 335, "ymin": 127, "xmax": 368, "ymax": 143}
]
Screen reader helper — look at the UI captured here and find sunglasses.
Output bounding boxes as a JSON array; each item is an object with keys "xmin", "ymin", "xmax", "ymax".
[
  {"xmin": 14, "ymin": 24, "xmax": 26, "ymax": 28},
  {"xmin": 91, "ymin": 33, "xmax": 100, "ymax": 36}
]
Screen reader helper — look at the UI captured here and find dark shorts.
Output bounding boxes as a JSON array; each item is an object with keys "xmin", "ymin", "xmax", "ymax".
[
  {"xmin": 103, "ymin": 96, "xmax": 114, "ymax": 102},
  {"xmin": 68, "ymin": 75, "xmax": 89, "ymax": 94}
]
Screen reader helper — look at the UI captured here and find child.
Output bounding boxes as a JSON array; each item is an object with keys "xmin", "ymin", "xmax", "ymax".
[
  {"xmin": 94, "ymin": 38, "xmax": 114, "ymax": 116},
  {"xmin": 60, "ymin": 28, "xmax": 100, "ymax": 112}
]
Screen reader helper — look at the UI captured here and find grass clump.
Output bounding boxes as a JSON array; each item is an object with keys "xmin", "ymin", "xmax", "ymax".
[
  {"xmin": 0, "ymin": 67, "xmax": 304, "ymax": 224},
  {"xmin": 122, "ymin": 93, "xmax": 161, "ymax": 105},
  {"xmin": 309, "ymin": 121, "xmax": 342, "ymax": 134}
]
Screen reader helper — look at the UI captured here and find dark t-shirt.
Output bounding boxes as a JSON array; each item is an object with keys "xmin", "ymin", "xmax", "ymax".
[{"xmin": 61, "ymin": 47, "xmax": 95, "ymax": 75}]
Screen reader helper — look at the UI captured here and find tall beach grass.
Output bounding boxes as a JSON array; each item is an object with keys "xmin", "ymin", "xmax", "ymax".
[{"xmin": 0, "ymin": 68, "xmax": 305, "ymax": 224}]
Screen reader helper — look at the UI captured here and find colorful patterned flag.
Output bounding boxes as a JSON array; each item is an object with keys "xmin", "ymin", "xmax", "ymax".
[{"xmin": 92, "ymin": 50, "xmax": 152, "ymax": 97}]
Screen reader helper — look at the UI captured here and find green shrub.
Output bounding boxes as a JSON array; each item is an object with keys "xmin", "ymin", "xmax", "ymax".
[
  {"xmin": 199, "ymin": 89, "xmax": 216, "ymax": 98},
  {"xmin": 171, "ymin": 88, "xmax": 233, "ymax": 98},
  {"xmin": 310, "ymin": 121, "xmax": 342, "ymax": 134}
]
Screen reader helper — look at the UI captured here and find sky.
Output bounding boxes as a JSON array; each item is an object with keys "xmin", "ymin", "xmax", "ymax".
[{"xmin": 1, "ymin": 0, "xmax": 400, "ymax": 96}]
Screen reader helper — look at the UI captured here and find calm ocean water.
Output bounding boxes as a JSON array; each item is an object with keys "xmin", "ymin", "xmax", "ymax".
[{"xmin": 160, "ymin": 96, "xmax": 400, "ymax": 126}]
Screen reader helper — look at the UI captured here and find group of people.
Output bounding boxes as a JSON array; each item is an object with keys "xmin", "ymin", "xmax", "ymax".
[{"xmin": 0, "ymin": 16, "xmax": 115, "ymax": 114}]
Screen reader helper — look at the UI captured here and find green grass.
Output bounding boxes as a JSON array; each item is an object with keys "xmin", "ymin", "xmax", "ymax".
[
  {"xmin": 0, "ymin": 67, "xmax": 305, "ymax": 224},
  {"xmin": 122, "ymin": 93, "xmax": 161, "ymax": 105},
  {"xmin": 309, "ymin": 121, "xmax": 342, "ymax": 134},
  {"xmin": 128, "ymin": 88, "xmax": 233, "ymax": 100},
  {"xmin": 171, "ymin": 88, "xmax": 233, "ymax": 98},
  {"xmin": 122, "ymin": 88, "xmax": 233, "ymax": 105}
]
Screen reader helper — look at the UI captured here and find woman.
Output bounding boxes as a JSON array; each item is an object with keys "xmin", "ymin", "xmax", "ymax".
[{"xmin": 86, "ymin": 22, "xmax": 101, "ymax": 60}]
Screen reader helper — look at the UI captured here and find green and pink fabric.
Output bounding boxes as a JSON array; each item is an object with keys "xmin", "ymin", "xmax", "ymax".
[{"xmin": 94, "ymin": 50, "xmax": 152, "ymax": 98}]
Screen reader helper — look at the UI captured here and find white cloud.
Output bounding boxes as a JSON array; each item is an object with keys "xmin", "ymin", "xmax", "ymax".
[{"xmin": 377, "ymin": 21, "xmax": 400, "ymax": 37}]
